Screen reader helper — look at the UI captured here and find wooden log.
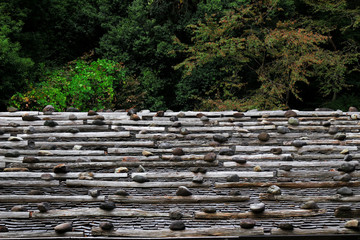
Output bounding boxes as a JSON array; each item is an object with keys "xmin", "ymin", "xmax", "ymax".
[
  {"xmin": 31, "ymin": 155, "xmax": 160, "ymax": 162},
  {"xmin": 67, "ymin": 180, "xmax": 211, "ymax": 188},
  {"xmin": 3, "ymin": 125, "xmax": 109, "ymax": 133},
  {"xmin": 91, "ymin": 227, "xmax": 264, "ymax": 237},
  {"xmin": 0, "ymin": 212, "xmax": 30, "ymax": 219},
  {"xmin": 235, "ymin": 146, "xmax": 297, "ymax": 152},
  {"xmin": 215, "ymin": 181, "xmax": 360, "ymax": 188},
  {"xmin": 113, "ymin": 120, "xmax": 203, "ymax": 126},
  {"xmin": 34, "ymin": 141, "xmax": 155, "ymax": 147},
  {"xmin": 109, "ymin": 195, "xmax": 250, "ymax": 203},
  {"xmin": 0, "ymin": 195, "xmax": 105, "ymax": 203},
  {"xmin": 0, "ymin": 172, "xmax": 127, "ymax": 179},
  {"xmin": 131, "ymin": 171, "xmax": 274, "ymax": 178},
  {"xmin": 16, "ymin": 160, "xmax": 218, "ymax": 169},
  {"xmin": 0, "ymin": 231, "xmax": 83, "ymax": 238},
  {"xmin": 0, "ymin": 141, "xmax": 28, "ymax": 148},
  {"xmin": 135, "ymin": 133, "xmax": 231, "ymax": 140},
  {"xmin": 0, "ymin": 180, "xmax": 59, "ymax": 187},
  {"xmin": 271, "ymin": 228, "xmax": 360, "ymax": 235},
  {"xmin": 0, "ymin": 149, "xmax": 104, "ymax": 156},
  {"xmin": 15, "ymin": 132, "xmax": 131, "ymax": 139},
  {"xmin": 167, "ymin": 126, "xmax": 249, "ymax": 133},
  {"xmin": 195, "ymin": 209, "xmax": 327, "ymax": 220},
  {"xmin": 32, "ymin": 208, "xmax": 168, "ymax": 218},
  {"xmin": 112, "ymin": 126, "xmax": 165, "ymax": 131},
  {"xmin": 260, "ymin": 193, "xmax": 360, "ymax": 202},
  {"xmin": 223, "ymin": 161, "xmax": 353, "ymax": 168},
  {"xmin": 277, "ymin": 170, "xmax": 360, "ymax": 178}
]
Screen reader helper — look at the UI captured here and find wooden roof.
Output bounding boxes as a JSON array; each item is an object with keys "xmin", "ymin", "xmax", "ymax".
[{"xmin": 0, "ymin": 109, "xmax": 359, "ymax": 238}]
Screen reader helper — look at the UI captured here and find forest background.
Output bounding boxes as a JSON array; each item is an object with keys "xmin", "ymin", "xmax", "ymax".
[{"xmin": 1, "ymin": 0, "xmax": 359, "ymax": 112}]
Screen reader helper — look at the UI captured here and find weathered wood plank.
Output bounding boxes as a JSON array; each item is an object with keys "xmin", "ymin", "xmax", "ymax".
[
  {"xmin": 0, "ymin": 141, "xmax": 28, "ymax": 148},
  {"xmin": 32, "ymin": 208, "xmax": 168, "ymax": 218},
  {"xmin": 109, "ymin": 195, "xmax": 250, "ymax": 203},
  {"xmin": 91, "ymin": 227, "xmax": 265, "ymax": 237},
  {"xmin": 260, "ymin": 193, "xmax": 360, "ymax": 202},
  {"xmin": 67, "ymin": 180, "xmax": 211, "ymax": 188},
  {"xmin": 131, "ymin": 171, "xmax": 274, "ymax": 178},
  {"xmin": 16, "ymin": 160, "xmax": 218, "ymax": 169},
  {"xmin": 34, "ymin": 141, "xmax": 155, "ymax": 147},
  {"xmin": 215, "ymin": 181, "xmax": 360, "ymax": 188},
  {"xmin": 0, "ymin": 231, "xmax": 84, "ymax": 238},
  {"xmin": 0, "ymin": 149, "xmax": 104, "ymax": 156},
  {"xmin": 112, "ymin": 126, "xmax": 165, "ymax": 131},
  {"xmin": 277, "ymin": 170, "xmax": 360, "ymax": 178},
  {"xmin": 0, "ymin": 180, "xmax": 59, "ymax": 187},
  {"xmin": 0, "ymin": 162, "xmax": 5, "ymax": 168},
  {"xmin": 0, "ymin": 195, "xmax": 105, "ymax": 203},
  {"xmin": 223, "ymin": 161, "xmax": 355, "ymax": 168},
  {"xmin": 135, "ymin": 133, "xmax": 231, "ymax": 140},
  {"xmin": 271, "ymin": 228, "xmax": 360, "ymax": 235},
  {"xmin": 13, "ymin": 132, "xmax": 131, "ymax": 139},
  {"xmin": 0, "ymin": 172, "xmax": 127, "ymax": 179},
  {"xmin": 0, "ymin": 212, "xmax": 30, "ymax": 219},
  {"xmin": 195, "ymin": 209, "xmax": 327, "ymax": 219}
]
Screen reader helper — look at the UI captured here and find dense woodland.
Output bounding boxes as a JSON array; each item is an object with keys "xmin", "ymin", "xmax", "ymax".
[{"xmin": 1, "ymin": 0, "xmax": 359, "ymax": 112}]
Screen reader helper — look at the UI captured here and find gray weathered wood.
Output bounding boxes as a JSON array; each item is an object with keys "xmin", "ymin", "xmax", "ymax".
[
  {"xmin": 271, "ymin": 228, "xmax": 360, "ymax": 235},
  {"xmin": 67, "ymin": 180, "xmax": 211, "ymax": 188},
  {"xmin": 215, "ymin": 181, "xmax": 360, "ymax": 188},
  {"xmin": 0, "ymin": 212, "xmax": 30, "ymax": 219},
  {"xmin": 109, "ymin": 195, "xmax": 250, "ymax": 203},
  {"xmin": 16, "ymin": 160, "xmax": 218, "ymax": 169},
  {"xmin": 0, "ymin": 180, "xmax": 59, "ymax": 187},
  {"xmin": 277, "ymin": 170, "xmax": 360, "ymax": 178},
  {"xmin": 260, "ymin": 193, "xmax": 360, "ymax": 202},
  {"xmin": 32, "ymin": 208, "xmax": 168, "ymax": 218},
  {"xmin": 0, "ymin": 172, "xmax": 127, "ymax": 179},
  {"xmin": 195, "ymin": 209, "xmax": 327, "ymax": 219},
  {"xmin": 15, "ymin": 132, "xmax": 131, "ymax": 139},
  {"xmin": 0, "ymin": 195, "xmax": 105, "ymax": 203},
  {"xmin": 224, "ymin": 161, "xmax": 356, "ymax": 168},
  {"xmin": 91, "ymin": 227, "xmax": 265, "ymax": 237},
  {"xmin": 131, "ymin": 171, "xmax": 274, "ymax": 178},
  {"xmin": 0, "ymin": 231, "xmax": 83, "ymax": 238},
  {"xmin": 0, "ymin": 149, "xmax": 104, "ymax": 156},
  {"xmin": 34, "ymin": 141, "xmax": 155, "ymax": 147}
]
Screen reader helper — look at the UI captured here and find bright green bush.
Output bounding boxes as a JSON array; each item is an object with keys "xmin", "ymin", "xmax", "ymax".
[{"xmin": 10, "ymin": 58, "xmax": 143, "ymax": 111}]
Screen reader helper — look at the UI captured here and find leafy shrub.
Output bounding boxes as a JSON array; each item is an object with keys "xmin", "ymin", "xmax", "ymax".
[{"xmin": 9, "ymin": 58, "xmax": 144, "ymax": 111}]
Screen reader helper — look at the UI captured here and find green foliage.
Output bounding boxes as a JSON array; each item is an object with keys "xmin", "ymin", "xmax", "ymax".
[
  {"xmin": 10, "ymin": 58, "xmax": 143, "ymax": 111},
  {"xmin": 0, "ymin": 1, "xmax": 34, "ymax": 109}
]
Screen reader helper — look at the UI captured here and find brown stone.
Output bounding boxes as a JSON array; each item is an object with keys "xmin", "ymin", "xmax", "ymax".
[
  {"xmin": 284, "ymin": 110, "xmax": 297, "ymax": 118},
  {"xmin": 233, "ymin": 112, "xmax": 244, "ymax": 118},
  {"xmin": 258, "ymin": 132, "xmax": 270, "ymax": 141},
  {"xmin": 204, "ymin": 152, "xmax": 217, "ymax": 162},
  {"xmin": 270, "ymin": 148, "xmax": 282, "ymax": 155},
  {"xmin": 54, "ymin": 222, "xmax": 72, "ymax": 233},
  {"xmin": 53, "ymin": 164, "xmax": 68, "ymax": 174},
  {"xmin": 173, "ymin": 148, "xmax": 185, "ymax": 156},
  {"xmin": 349, "ymin": 107, "xmax": 358, "ymax": 112},
  {"xmin": 130, "ymin": 114, "xmax": 140, "ymax": 121}
]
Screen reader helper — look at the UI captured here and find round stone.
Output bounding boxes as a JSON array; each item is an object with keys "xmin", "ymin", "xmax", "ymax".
[
  {"xmin": 159, "ymin": 142, "xmax": 173, "ymax": 149},
  {"xmin": 170, "ymin": 116, "xmax": 178, "ymax": 122},
  {"xmin": 180, "ymin": 128, "xmax": 189, "ymax": 135},
  {"xmin": 176, "ymin": 186, "xmax": 192, "ymax": 196},
  {"xmin": 155, "ymin": 111, "xmax": 164, "ymax": 117},
  {"xmin": 213, "ymin": 135, "xmax": 228, "ymax": 143},
  {"xmin": 345, "ymin": 219, "xmax": 359, "ymax": 229},
  {"xmin": 192, "ymin": 176, "xmax": 204, "ymax": 184},
  {"xmin": 89, "ymin": 189, "xmax": 101, "ymax": 198},
  {"xmin": 349, "ymin": 107, "xmax": 358, "ymax": 112},
  {"xmin": 226, "ymin": 174, "xmax": 240, "ymax": 182},
  {"xmin": 169, "ymin": 208, "xmax": 183, "ymax": 220},
  {"xmin": 338, "ymin": 162, "xmax": 356, "ymax": 173},
  {"xmin": 232, "ymin": 157, "xmax": 247, "ymax": 164},
  {"xmin": 270, "ymin": 148, "xmax": 282, "ymax": 155},
  {"xmin": 100, "ymin": 201, "xmax": 116, "ymax": 211},
  {"xmin": 329, "ymin": 127, "xmax": 338, "ymax": 135},
  {"xmin": 204, "ymin": 152, "xmax": 217, "ymax": 162},
  {"xmin": 258, "ymin": 132, "xmax": 270, "ymax": 142},
  {"xmin": 54, "ymin": 222, "xmax": 72, "ymax": 233},
  {"xmin": 277, "ymin": 126, "xmax": 290, "ymax": 134},
  {"xmin": 173, "ymin": 148, "xmax": 185, "ymax": 156},
  {"xmin": 337, "ymin": 187, "xmax": 353, "ymax": 196},
  {"xmin": 133, "ymin": 175, "xmax": 149, "ymax": 183},
  {"xmin": 334, "ymin": 133, "xmax": 346, "ymax": 140},
  {"xmin": 53, "ymin": 164, "xmax": 67, "ymax": 174},
  {"xmin": 267, "ymin": 185, "xmax": 281, "ymax": 195},
  {"xmin": 99, "ymin": 222, "xmax": 114, "ymax": 231},
  {"xmin": 278, "ymin": 223, "xmax": 294, "ymax": 230},
  {"xmin": 41, "ymin": 173, "xmax": 54, "ymax": 181},
  {"xmin": 44, "ymin": 120, "xmax": 58, "ymax": 127},
  {"xmin": 253, "ymin": 165, "xmax": 262, "ymax": 172},
  {"xmin": 333, "ymin": 174, "xmax": 351, "ymax": 182},
  {"xmin": 202, "ymin": 207, "xmax": 216, "ymax": 213},
  {"xmin": 288, "ymin": 117, "xmax": 299, "ymax": 126},
  {"xmin": 11, "ymin": 205, "xmax": 27, "ymax": 212},
  {"xmin": 115, "ymin": 189, "xmax": 129, "ymax": 196},
  {"xmin": 69, "ymin": 114, "xmax": 77, "ymax": 120},
  {"xmin": 250, "ymin": 203, "xmax": 265, "ymax": 213},
  {"xmin": 37, "ymin": 202, "xmax": 51, "ymax": 212},
  {"xmin": 284, "ymin": 110, "xmax": 297, "ymax": 118},
  {"xmin": 301, "ymin": 201, "xmax": 318, "ymax": 209},
  {"xmin": 219, "ymin": 148, "xmax": 235, "ymax": 156},
  {"xmin": 292, "ymin": 140, "xmax": 307, "ymax": 148},
  {"xmin": 200, "ymin": 116, "xmax": 209, "ymax": 121},
  {"xmin": 233, "ymin": 112, "xmax": 244, "ymax": 118},
  {"xmin": 169, "ymin": 221, "xmax": 185, "ymax": 231},
  {"xmin": 240, "ymin": 219, "xmax": 256, "ymax": 229},
  {"xmin": 344, "ymin": 155, "xmax": 353, "ymax": 162}
]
